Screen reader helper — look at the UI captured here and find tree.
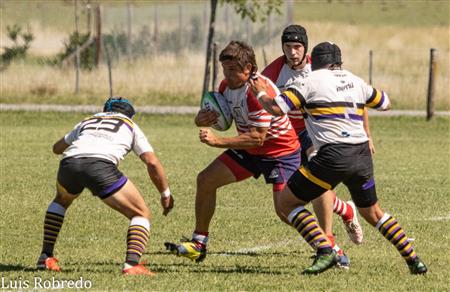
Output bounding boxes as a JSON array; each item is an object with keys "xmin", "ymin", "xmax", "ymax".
[{"xmin": 202, "ymin": 0, "xmax": 283, "ymax": 96}]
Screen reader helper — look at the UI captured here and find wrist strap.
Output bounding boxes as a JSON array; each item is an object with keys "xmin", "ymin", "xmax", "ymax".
[
  {"xmin": 256, "ymin": 91, "xmax": 268, "ymax": 100},
  {"xmin": 161, "ymin": 188, "xmax": 171, "ymax": 198}
]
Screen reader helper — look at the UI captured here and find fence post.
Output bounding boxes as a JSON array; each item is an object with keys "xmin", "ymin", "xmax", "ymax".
[
  {"xmin": 368, "ymin": 50, "xmax": 373, "ymax": 85},
  {"xmin": 127, "ymin": 2, "xmax": 133, "ymax": 61},
  {"xmin": 286, "ymin": 0, "xmax": 293, "ymax": 25},
  {"xmin": 178, "ymin": 2, "xmax": 183, "ymax": 49},
  {"xmin": 426, "ymin": 48, "xmax": 437, "ymax": 121},
  {"xmin": 153, "ymin": 5, "xmax": 159, "ymax": 44},
  {"xmin": 86, "ymin": 0, "xmax": 92, "ymax": 35},
  {"xmin": 105, "ymin": 43, "xmax": 113, "ymax": 97},
  {"xmin": 262, "ymin": 47, "xmax": 267, "ymax": 68},
  {"xmin": 74, "ymin": 0, "xmax": 80, "ymax": 94},
  {"xmin": 94, "ymin": 5, "xmax": 102, "ymax": 67}
]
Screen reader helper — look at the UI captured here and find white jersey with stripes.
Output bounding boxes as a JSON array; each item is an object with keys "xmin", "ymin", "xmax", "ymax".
[
  {"xmin": 275, "ymin": 68, "xmax": 390, "ymax": 150},
  {"xmin": 62, "ymin": 112, "xmax": 153, "ymax": 165}
]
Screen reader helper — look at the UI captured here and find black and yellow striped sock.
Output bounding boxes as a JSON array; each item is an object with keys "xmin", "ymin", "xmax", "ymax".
[
  {"xmin": 41, "ymin": 202, "xmax": 66, "ymax": 256},
  {"xmin": 288, "ymin": 206, "xmax": 333, "ymax": 254},
  {"xmin": 376, "ymin": 213, "xmax": 417, "ymax": 262},
  {"xmin": 126, "ymin": 217, "xmax": 150, "ymax": 265}
]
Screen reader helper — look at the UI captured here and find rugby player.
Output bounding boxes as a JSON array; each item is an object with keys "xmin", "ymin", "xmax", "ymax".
[
  {"xmin": 250, "ymin": 41, "xmax": 427, "ymax": 274},
  {"xmin": 262, "ymin": 24, "xmax": 366, "ymax": 268},
  {"xmin": 36, "ymin": 97, "xmax": 174, "ymax": 276},
  {"xmin": 165, "ymin": 41, "xmax": 310, "ymax": 264}
]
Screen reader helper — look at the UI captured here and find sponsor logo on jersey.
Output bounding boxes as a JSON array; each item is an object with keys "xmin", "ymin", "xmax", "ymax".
[{"xmin": 336, "ymin": 82, "xmax": 354, "ymax": 92}]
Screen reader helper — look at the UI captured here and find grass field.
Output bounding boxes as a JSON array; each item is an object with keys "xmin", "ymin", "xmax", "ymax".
[{"xmin": 0, "ymin": 112, "xmax": 449, "ymax": 291}]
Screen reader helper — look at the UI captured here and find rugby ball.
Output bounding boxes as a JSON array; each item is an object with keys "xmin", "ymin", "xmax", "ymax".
[{"xmin": 200, "ymin": 91, "xmax": 233, "ymax": 131}]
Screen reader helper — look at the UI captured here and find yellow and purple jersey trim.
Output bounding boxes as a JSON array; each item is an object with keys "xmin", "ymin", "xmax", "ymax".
[
  {"xmin": 306, "ymin": 102, "xmax": 365, "ymax": 121},
  {"xmin": 366, "ymin": 88, "xmax": 387, "ymax": 109},
  {"xmin": 279, "ymin": 87, "xmax": 307, "ymax": 114}
]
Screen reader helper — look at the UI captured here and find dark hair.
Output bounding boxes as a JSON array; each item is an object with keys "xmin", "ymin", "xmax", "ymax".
[
  {"xmin": 281, "ymin": 24, "xmax": 308, "ymax": 53},
  {"xmin": 219, "ymin": 41, "xmax": 257, "ymax": 74},
  {"xmin": 311, "ymin": 42, "xmax": 342, "ymax": 71},
  {"xmin": 103, "ymin": 97, "xmax": 136, "ymax": 118}
]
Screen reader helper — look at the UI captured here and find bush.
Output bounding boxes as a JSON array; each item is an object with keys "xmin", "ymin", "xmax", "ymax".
[{"xmin": 1, "ymin": 24, "xmax": 34, "ymax": 70}]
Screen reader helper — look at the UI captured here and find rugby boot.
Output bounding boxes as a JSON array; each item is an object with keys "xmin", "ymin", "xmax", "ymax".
[
  {"xmin": 302, "ymin": 250, "xmax": 337, "ymax": 275},
  {"xmin": 164, "ymin": 240, "xmax": 207, "ymax": 263},
  {"xmin": 122, "ymin": 263, "xmax": 156, "ymax": 276},
  {"xmin": 336, "ymin": 249, "xmax": 350, "ymax": 269},
  {"xmin": 407, "ymin": 257, "xmax": 428, "ymax": 275},
  {"xmin": 36, "ymin": 253, "xmax": 61, "ymax": 272},
  {"xmin": 343, "ymin": 201, "xmax": 363, "ymax": 244}
]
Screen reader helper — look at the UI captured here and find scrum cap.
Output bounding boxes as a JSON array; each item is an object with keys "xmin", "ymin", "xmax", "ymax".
[
  {"xmin": 103, "ymin": 97, "xmax": 136, "ymax": 118},
  {"xmin": 281, "ymin": 24, "xmax": 308, "ymax": 53},
  {"xmin": 311, "ymin": 41, "xmax": 342, "ymax": 71}
]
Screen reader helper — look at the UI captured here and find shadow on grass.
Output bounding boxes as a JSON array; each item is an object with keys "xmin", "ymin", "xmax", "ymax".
[
  {"xmin": 60, "ymin": 260, "xmax": 287, "ymax": 275},
  {"xmin": 151, "ymin": 264, "xmax": 285, "ymax": 275},
  {"xmin": 0, "ymin": 264, "xmax": 76, "ymax": 273},
  {"xmin": 146, "ymin": 250, "xmax": 304, "ymax": 257},
  {"xmin": 0, "ymin": 263, "xmax": 36, "ymax": 272}
]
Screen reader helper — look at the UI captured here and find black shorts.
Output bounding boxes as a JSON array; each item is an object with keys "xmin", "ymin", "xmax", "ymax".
[
  {"xmin": 287, "ymin": 142, "xmax": 378, "ymax": 208},
  {"xmin": 57, "ymin": 157, "xmax": 128, "ymax": 199},
  {"xmin": 298, "ymin": 129, "xmax": 313, "ymax": 167}
]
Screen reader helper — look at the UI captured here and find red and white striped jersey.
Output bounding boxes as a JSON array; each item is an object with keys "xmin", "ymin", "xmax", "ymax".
[
  {"xmin": 262, "ymin": 55, "xmax": 312, "ymax": 133},
  {"xmin": 218, "ymin": 74, "xmax": 299, "ymax": 157}
]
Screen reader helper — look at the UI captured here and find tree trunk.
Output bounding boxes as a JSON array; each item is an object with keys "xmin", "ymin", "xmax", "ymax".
[{"xmin": 202, "ymin": 0, "xmax": 218, "ymax": 98}]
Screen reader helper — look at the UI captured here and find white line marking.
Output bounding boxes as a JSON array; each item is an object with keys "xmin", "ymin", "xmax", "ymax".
[{"xmin": 426, "ymin": 215, "xmax": 450, "ymax": 221}]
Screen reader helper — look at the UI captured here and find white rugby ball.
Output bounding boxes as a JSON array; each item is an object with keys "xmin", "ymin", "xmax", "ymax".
[{"xmin": 200, "ymin": 91, "xmax": 233, "ymax": 131}]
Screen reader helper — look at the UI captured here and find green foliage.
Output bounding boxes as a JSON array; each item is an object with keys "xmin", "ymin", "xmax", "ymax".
[
  {"xmin": 221, "ymin": 0, "xmax": 283, "ymax": 22},
  {"xmin": 0, "ymin": 112, "xmax": 448, "ymax": 290},
  {"xmin": 57, "ymin": 31, "xmax": 95, "ymax": 70},
  {"xmin": 1, "ymin": 24, "xmax": 34, "ymax": 70}
]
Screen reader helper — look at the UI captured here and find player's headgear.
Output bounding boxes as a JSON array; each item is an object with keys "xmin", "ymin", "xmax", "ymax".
[
  {"xmin": 103, "ymin": 96, "xmax": 135, "ymax": 118},
  {"xmin": 311, "ymin": 41, "xmax": 342, "ymax": 71},
  {"xmin": 281, "ymin": 24, "xmax": 308, "ymax": 53}
]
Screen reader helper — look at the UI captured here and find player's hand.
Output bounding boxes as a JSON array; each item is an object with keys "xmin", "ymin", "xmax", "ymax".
[
  {"xmin": 199, "ymin": 128, "xmax": 218, "ymax": 146},
  {"xmin": 249, "ymin": 77, "xmax": 269, "ymax": 96},
  {"xmin": 368, "ymin": 137, "xmax": 376, "ymax": 155},
  {"xmin": 195, "ymin": 109, "xmax": 219, "ymax": 127},
  {"xmin": 160, "ymin": 195, "xmax": 174, "ymax": 216}
]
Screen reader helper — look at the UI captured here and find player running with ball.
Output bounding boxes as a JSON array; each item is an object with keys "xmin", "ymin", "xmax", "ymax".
[{"xmin": 165, "ymin": 41, "xmax": 307, "ymax": 264}]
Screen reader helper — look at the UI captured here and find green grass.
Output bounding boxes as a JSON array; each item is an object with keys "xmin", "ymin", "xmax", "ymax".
[{"xmin": 0, "ymin": 112, "xmax": 449, "ymax": 290}]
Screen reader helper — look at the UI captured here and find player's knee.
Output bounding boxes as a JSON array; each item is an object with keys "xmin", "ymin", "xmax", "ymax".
[
  {"xmin": 275, "ymin": 209, "xmax": 288, "ymax": 223},
  {"xmin": 131, "ymin": 205, "xmax": 151, "ymax": 220},
  {"xmin": 54, "ymin": 192, "xmax": 77, "ymax": 209},
  {"xmin": 197, "ymin": 170, "xmax": 217, "ymax": 191},
  {"xmin": 358, "ymin": 202, "xmax": 383, "ymax": 226}
]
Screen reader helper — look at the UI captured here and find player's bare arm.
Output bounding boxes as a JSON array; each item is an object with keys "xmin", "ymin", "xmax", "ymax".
[
  {"xmin": 199, "ymin": 126, "xmax": 268, "ymax": 149},
  {"xmin": 362, "ymin": 108, "xmax": 376, "ymax": 154},
  {"xmin": 140, "ymin": 151, "xmax": 174, "ymax": 216},
  {"xmin": 195, "ymin": 108, "xmax": 219, "ymax": 127},
  {"xmin": 249, "ymin": 78, "xmax": 285, "ymax": 116},
  {"xmin": 52, "ymin": 137, "xmax": 70, "ymax": 154}
]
